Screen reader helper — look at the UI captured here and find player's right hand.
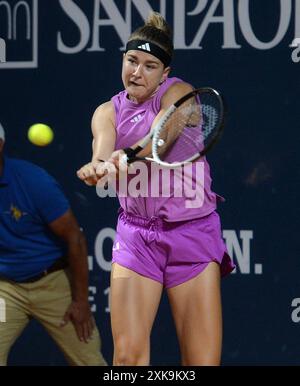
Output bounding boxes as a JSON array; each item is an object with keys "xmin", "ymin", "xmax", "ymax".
[{"xmin": 76, "ymin": 161, "xmax": 101, "ymax": 186}]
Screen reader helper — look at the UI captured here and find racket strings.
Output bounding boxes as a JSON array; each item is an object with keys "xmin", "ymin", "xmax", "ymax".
[
  {"xmin": 201, "ymin": 103, "xmax": 219, "ymax": 138},
  {"xmin": 153, "ymin": 90, "xmax": 223, "ymax": 165}
]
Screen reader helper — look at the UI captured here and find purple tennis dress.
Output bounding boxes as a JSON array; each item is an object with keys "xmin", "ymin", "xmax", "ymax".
[{"xmin": 111, "ymin": 77, "xmax": 235, "ymax": 288}]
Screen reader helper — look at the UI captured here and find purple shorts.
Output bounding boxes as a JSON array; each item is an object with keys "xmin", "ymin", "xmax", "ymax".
[{"xmin": 112, "ymin": 209, "xmax": 235, "ymax": 289}]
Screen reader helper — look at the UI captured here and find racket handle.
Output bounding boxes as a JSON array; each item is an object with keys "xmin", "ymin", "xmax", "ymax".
[
  {"xmin": 120, "ymin": 153, "xmax": 128, "ymax": 166},
  {"xmin": 123, "ymin": 146, "xmax": 143, "ymax": 164}
]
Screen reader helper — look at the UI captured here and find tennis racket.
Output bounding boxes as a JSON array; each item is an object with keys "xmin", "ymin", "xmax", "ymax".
[{"xmin": 121, "ymin": 87, "xmax": 226, "ymax": 168}]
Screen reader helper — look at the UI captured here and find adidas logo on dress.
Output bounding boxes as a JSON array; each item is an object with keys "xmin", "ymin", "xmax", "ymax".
[
  {"xmin": 130, "ymin": 114, "xmax": 143, "ymax": 123},
  {"xmin": 137, "ymin": 43, "xmax": 151, "ymax": 52}
]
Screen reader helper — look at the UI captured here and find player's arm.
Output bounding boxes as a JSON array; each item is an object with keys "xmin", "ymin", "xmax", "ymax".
[
  {"xmin": 146, "ymin": 82, "xmax": 193, "ymax": 155},
  {"xmin": 155, "ymin": 81, "xmax": 193, "ymax": 126},
  {"xmin": 77, "ymin": 101, "xmax": 116, "ymax": 186},
  {"xmin": 48, "ymin": 209, "xmax": 94, "ymax": 343},
  {"xmin": 150, "ymin": 82, "xmax": 195, "ymax": 155},
  {"xmin": 91, "ymin": 101, "xmax": 116, "ymax": 162}
]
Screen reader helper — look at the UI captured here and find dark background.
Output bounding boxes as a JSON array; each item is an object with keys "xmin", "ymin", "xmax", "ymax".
[{"xmin": 0, "ymin": 0, "xmax": 299, "ymax": 366}]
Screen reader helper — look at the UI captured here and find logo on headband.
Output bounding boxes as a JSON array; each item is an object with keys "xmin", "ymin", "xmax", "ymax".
[
  {"xmin": 126, "ymin": 40, "xmax": 171, "ymax": 67},
  {"xmin": 137, "ymin": 43, "xmax": 151, "ymax": 52}
]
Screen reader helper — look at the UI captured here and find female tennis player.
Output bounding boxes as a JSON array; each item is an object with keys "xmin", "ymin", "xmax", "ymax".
[{"xmin": 77, "ymin": 12, "xmax": 235, "ymax": 366}]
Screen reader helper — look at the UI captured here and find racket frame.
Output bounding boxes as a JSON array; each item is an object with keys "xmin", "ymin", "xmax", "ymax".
[{"xmin": 122, "ymin": 87, "xmax": 225, "ymax": 168}]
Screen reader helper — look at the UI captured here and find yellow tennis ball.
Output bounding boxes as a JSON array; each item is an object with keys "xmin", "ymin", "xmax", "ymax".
[{"xmin": 28, "ymin": 124, "xmax": 54, "ymax": 146}]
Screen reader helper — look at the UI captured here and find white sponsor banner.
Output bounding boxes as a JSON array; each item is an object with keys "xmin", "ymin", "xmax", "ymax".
[{"xmin": 1, "ymin": 0, "xmax": 299, "ymax": 69}]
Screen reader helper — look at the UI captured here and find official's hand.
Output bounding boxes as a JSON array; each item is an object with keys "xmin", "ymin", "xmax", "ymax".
[{"xmin": 60, "ymin": 300, "xmax": 95, "ymax": 343}]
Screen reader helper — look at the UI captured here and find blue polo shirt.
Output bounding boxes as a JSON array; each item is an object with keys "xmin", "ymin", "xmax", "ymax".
[{"xmin": 0, "ymin": 157, "xmax": 70, "ymax": 282}]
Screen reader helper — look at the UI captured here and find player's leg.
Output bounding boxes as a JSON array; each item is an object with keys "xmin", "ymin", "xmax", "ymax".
[
  {"xmin": 110, "ymin": 263, "xmax": 163, "ymax": 366},
  {"xmin": 30, "ymin": 270, "xmax": 107, "ymax": 366},
  {"xmin": 164, "ymin": 212, "xmax": 234, "ymax": 365},
  {"xmin": 0, "ymin": 280, "xmax": 31, "ymax": 365},
  {"xmin": 167, "ymin": 262, "xmax": 222, "ymax": 365}
]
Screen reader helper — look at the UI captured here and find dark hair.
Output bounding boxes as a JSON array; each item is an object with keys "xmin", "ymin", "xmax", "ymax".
[{"xmin": 128, "ymin": 12, "xmax": 173, "ymax": 60}]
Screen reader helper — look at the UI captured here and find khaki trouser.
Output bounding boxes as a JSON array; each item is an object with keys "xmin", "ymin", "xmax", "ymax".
[{"xmin": 0, "ymin": 269, "xmax": 107, "ymax": 366}]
